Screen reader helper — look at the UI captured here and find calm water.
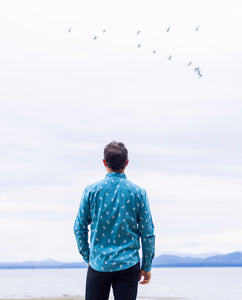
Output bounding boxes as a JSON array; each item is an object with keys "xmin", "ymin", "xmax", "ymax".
[{"xmin": 0, "ymin": 267, "xmax": 242, "ymax": 300}]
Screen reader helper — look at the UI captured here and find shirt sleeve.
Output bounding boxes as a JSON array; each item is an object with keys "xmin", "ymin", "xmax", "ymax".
[
  {"xmin": 73, "ymin": 188, "xmax": 92, "ymax": 263},
  {"xmin": 137, "ymin": 190, "xmax": 155, "ymax": 271}
]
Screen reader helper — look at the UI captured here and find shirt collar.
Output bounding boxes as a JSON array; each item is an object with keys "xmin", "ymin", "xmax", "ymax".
[{"xmin": 105, "ymin": 172, "xmax": 127, "ymax": 179}]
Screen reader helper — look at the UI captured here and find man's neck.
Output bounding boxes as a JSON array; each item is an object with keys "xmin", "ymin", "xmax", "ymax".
[{"xmin": 106, "ymin": 168, "xmax": 125, "ymax": 174}]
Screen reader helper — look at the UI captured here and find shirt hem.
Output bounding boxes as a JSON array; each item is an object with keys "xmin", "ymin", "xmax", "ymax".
[{"xmin": 90, "ymin": 260, "xmax": 140, "ymax": 272}]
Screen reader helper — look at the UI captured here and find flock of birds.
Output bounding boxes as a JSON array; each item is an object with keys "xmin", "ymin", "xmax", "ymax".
[{"xmin": 67, "ymin": 26, "xmax": 203, "ymax": 79}]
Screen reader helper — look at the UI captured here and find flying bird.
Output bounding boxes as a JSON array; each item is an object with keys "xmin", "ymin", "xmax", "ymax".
[
  {"xmin": 137, "ymin": 30, "xmax": 141, "ymax": 35},
  {"xmin": 194, "ymin": 66, "xmax": 203, "ymax": 78},
  {"xmin": 187, "ymin": 61, "xmax": 192, "ymax": 66},
  {"xmin": 195, "ymin": 26, "xmax": 200, "ymax": 31},
  {"xmin": 166, "ymin": 26, "xmax": 171, "ymax": 32},
  {"xmin": 153, "ymin": 50, "xmax": 156, "ymax": 54},
  {"xmin": 93, "ymin": 36, "xmax": 97, "ymax": 40},
  {"xmin": 103, "ymin": 29, "xmax": 106, "ymax": 33},
  {"xmin": 68, "ymin": 28, "xmax": 71, "ymax": 33},
  {"xmin": 168, "ymin": 55, "xmax": 172, "ymax": 60},
  {"xmin": 137, "ymin": 43, "xmax": 141, "ymax": 48}
]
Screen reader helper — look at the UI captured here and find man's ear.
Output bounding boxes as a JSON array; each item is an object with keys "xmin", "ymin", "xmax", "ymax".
[
  {"xmin": 125, "ymin": 159, "xmax": 129, "ymax": 167},
  {"xmin": 103, "ymin": 159, "xmax": 107, "ymax": 167}
]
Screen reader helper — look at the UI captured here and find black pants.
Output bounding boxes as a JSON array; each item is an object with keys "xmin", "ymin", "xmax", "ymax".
[{"xmin": 85, "ymin": 262, "xmax": 140, "ymax": 300}]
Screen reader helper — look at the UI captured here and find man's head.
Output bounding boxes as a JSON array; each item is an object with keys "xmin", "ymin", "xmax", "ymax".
[{"xmin": 103, "ymin": 141, "xmax": 129, "ymax": 172}]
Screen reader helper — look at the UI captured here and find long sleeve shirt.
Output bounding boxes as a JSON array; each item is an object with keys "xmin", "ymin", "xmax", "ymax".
[{"xmin": 73, "ymin": 172, "xmax": 155, "ymax": 272}]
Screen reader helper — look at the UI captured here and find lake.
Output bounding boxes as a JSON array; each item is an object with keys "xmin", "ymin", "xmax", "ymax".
[{"xmin": 0, "ymin": 267, "xmax": 242, "ymax": 300}]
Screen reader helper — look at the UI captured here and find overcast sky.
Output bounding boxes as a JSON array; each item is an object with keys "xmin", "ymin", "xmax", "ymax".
[{"xmin": 0, "ymin": 0, "xmax": 242, "ymax": 262}]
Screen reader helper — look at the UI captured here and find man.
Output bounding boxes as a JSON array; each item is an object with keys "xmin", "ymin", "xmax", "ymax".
[{"xmin": 73, "ymin": 141, "xmax": 155, "ymax": 300}]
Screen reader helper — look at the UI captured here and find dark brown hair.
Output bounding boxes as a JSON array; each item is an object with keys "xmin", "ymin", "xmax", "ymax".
[{"xmin": 104, "ymin": 141, "xmax": 128, "ymax": 171}]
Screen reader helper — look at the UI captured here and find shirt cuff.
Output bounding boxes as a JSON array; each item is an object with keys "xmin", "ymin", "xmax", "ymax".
[{"xmin": 141, "ymin": 262, "xmax": 152, "ymax": 271}]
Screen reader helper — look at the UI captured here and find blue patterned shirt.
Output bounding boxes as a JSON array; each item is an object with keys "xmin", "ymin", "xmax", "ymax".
[{"xmin": 73, "ymin": 172, "xmax": 155, "ymax": 272}]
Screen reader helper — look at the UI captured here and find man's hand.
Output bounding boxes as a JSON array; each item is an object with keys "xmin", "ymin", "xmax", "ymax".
[{"xmin": 139, "ymin": 269, "xmax": 151, "ymax": 285}]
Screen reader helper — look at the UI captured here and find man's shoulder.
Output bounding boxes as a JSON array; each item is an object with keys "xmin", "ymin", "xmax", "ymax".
[
  {"xmin": 84, "ymin": 178, "xmax": 107, "ymax": 193},
  {"xmin": 83, "ymin": 174, "xmax": 146, "ymax": 196},
  {"xmin": 125, "ymin": 178, "xmax": 146, "ymax": 196}
]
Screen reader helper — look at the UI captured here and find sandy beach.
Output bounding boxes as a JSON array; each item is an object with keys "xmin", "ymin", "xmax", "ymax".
[{"xmin": 0, "ymin": 297, "xmax": 186, "ymax": 300}]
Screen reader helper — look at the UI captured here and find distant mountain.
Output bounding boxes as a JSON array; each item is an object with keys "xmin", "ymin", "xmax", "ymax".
[
  {"xmin": 153, "ymin": 251, "xmax": 242, "ymax": 267},
  {"xmin": 1, "ymin": 252, "xmax": 242, "ymax": 269},
  {"xmin": 0, "ymin": 259, "xmax": 87, "ymax": 269}
]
